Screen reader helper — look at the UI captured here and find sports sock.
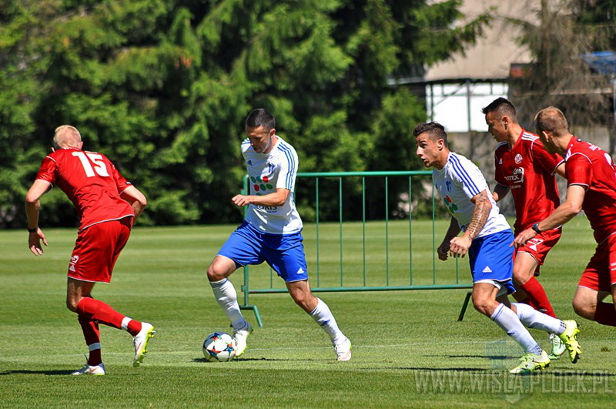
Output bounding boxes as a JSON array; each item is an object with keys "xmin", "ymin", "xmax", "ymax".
[
  {"xmin": 78, "ymin": 315, "xmax": 102, "ymax": 366},
  {"xmin": 309, "ymin": 298, "xmax": 345, "ymax": 343},
  {"xmin": 121, "ymin": 316, "xmax": 143, "ymax": 337},
  {"xmin": 210, "ymin": 278, "xmax": 246, "ymax": 331},
  {"xmin": 490, "ymin": 303, "xmax": 543, "ymax": 355},
  {"xmin": 513, "ymin": 302, "xmax": 566, "ymax": 334},
  {"xmin": 520, "ymin": 277, "xmax": 556, "ymax": 317},
  {"xmin": 76, "ymin": 297, "xmax": 126, "ymax": 330},
  {"xmin": 594, "ymin": 302, "xmax": 616, "ymax": 327}
]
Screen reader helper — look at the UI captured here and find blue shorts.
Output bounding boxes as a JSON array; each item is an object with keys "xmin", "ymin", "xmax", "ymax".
[
  {"xmin": 218, "ymin": 222, "xmax": 308, "ymax": 282},
  {"xmin": 468, "ymin": 230, "xmax": 515, "ymax": 295}
]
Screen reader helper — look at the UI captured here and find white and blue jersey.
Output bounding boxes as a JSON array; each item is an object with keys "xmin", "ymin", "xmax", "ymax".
[
  {"xmin": 432, "ymin": 152, "xmax": 510, "ymax": 237},
  {"xmin": 242, "ymin": 136, "xmax": 302, "ymax": 234},
  {"xmin": 433, "ymin": 152, "xmax": 514, "ymax": 291},
  {"xmin": 218, "ymin": 136, "xmax": 308, "ymax": 282}
]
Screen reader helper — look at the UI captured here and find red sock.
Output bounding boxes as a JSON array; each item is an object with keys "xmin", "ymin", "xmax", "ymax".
[
  {"xmin": 127, "ymin": 320, "xmax": 142, "ymax": 337},
  {"xmin": 78, "ymin": 315, "xmax": 102, "ymax": 366},
  {"xmin": 520, "ymin": 277, "xmax": 556, "ymax": 318},
  {"xmin": 594, "ymin": 302, "xmax": 616, "ymax": 327},
  {"xmin": 76, "ymin": 297, "xmax": 125, "ymax": 330}
]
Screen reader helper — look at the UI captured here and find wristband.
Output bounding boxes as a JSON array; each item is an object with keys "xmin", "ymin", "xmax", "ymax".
[
  {"xmin": 531, "ymin": 223, "xmax": 541, "ymax": 234},
  {"xmin": 27, "ymin": 227, "xmax": 38, "ymax": 233}
]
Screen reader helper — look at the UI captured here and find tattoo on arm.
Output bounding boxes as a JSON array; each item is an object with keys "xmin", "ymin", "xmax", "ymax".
[{"xmin": 466, "ymin": 191, "xmax": 491, "ymax": 240}]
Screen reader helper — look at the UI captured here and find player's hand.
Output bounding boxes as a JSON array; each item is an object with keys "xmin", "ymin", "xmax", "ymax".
[
  {"xmin": 231, "ymin": 194, "xmax": 252, "ymax": 207},
  {"xmin": 513, "ymin": 228, "xmax": 536, "ymax": 249},
  {"xmin": 28, "ymin": 228, "xmax": 48, "ymax": 256},
  {"xmin": 437, "ymin": 242, "xmax": 450, "ymax": 261},
  {"xmin": 449, "ymin": 236, "xmax": 471, "ymax": 258}
]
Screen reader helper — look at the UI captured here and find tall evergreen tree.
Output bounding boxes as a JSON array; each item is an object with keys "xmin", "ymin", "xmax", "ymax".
[{"xmin": 1, "ymin": 0, "xmax": 490, "ymax": 227}]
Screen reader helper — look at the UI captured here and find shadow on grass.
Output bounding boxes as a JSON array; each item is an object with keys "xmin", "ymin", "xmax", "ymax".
[
  {"xmin": 0, "ymin": 369, "xmax": 74, "ymax": 376},
  {"xmin": 398, "ymin": 367, "xmax": 492, "ymax": 372},
  {"xmin": 192, "ymin": 357, "xmax": 327, "ymax": 363}
]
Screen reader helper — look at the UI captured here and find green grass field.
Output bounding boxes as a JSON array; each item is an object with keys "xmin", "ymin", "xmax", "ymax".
[{"xmin": 1, "ymin": 218, "xmax": 614, "ymax": 408}]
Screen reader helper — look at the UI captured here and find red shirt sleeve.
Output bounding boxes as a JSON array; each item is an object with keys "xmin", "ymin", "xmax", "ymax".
[
  {"xmin": 566, "ymin": 153, "xmax": 592, "ymax": 188},
  {"xmin": 35, "ymin": 156, "xmax": 57, "ymax": 184},
  {"xmin": 107, "ymin": 157, "xmax": 132, "ymax": 193}
]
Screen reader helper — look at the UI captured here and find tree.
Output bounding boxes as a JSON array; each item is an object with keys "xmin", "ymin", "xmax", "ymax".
[
  {"xmin": 508, "ymin": 0, "xmax": 616, "ymax": 138},
  {"xmin": 0, "ymin": 0, "xmax": 490, "ymax": 227}
]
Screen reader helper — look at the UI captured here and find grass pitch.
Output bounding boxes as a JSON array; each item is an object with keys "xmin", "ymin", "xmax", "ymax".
[{"xmin": 1, "ymin": 218, "xmax": 614, "ymax": 408}]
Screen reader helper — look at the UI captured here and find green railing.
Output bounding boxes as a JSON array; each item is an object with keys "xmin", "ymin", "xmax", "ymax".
[{"xmin": 239, "ymin": 171, "xmax": 473, "ymax": 327}]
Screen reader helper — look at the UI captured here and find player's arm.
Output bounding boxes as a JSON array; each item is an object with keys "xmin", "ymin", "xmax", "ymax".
[
  {"xmin": 25, "ymin": 179, "xmax": 52, "ymax": 256},
  {"xmin": 121, "ymin": 185, "xmax": 147, "ymax": 222},
  {"xmin": 449, "ymin": 190, "xmax": 491, "ymax": 258},
  {"xmin": 438, "ymin": 217, "xmax": 461, "ymax": 261},
  {"xmin": 513, "ymin": 184, "xmax": 585, "ymax": 248},
  {"xmin": 554, "ymin": 162, "xmax": 566, "ymax": 178},
  {"xmin": 232, "ymin": 188, "xmax": 290, "ymax": 207},
  {"xmin": 492, "ymin": 184, "xmax": 509, "ymax": 202}
]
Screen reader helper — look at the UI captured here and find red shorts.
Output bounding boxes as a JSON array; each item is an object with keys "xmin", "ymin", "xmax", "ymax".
[
  {"xmin": 67, "ymin": 218, "xmax": 133, "ymax": 283},
  {"xmin": 579, "ymin": 233, "xmax": 616, "ymax": 292},
  {"xmin": 515, "ymin": 227, "xmax": 562, "ymax": 273}
]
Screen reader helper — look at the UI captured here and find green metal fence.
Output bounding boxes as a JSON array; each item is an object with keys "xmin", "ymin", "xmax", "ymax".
[{"xmin": 239, "ymin": 171, "xmax": 473, "ymax": 327}]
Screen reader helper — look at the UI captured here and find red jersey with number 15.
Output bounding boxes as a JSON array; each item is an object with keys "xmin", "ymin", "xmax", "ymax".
[
  {"xmin": 494, "ymin": 130, "xmax": 564, "ymax": 234},
  {"xmin": 565, "ymin": 137, "xmax": 616, "ymax": 243},
  {"xmin": 35, "ymin": 148, "xmax": 134, "ymax": 231}
]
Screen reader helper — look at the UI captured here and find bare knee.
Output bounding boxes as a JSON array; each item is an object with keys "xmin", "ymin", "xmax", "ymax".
[
  {"xmin": 472, "ymin": 298, "xmax": 498, "ymax": 317},
  {"xmin": 572, "ymin": 299, "xmax": 595, "ymax": 320},
  {"xmin": 473, "ymin": 301, "xmax": 490, "ymax": 316},
  {"xmin": 289, "ymin": 290, "xmax": 317, "ymax": 313},
  {"xmin": 66, "ymin": 296, "xmax": 80, "ymax": 313},
  {"xmin": 207, "ymin": 257, "xmax": 235, "ymax": 282},
  {"xmin": 207, "ymin": 264, "xmax": 223, "ymax": 282}
]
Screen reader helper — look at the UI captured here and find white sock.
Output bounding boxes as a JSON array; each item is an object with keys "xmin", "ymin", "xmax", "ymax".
[
  {"xmin": 310, "ymin": 298, "xmax": 345, "ymax": 343},
  {"xmin": 513, "ymin": 302, "xmax": 567, "ymax": 334},
  {"xmin": 491, "ymin": 303, "xmax": 542, "ymax": 355},
  {"xmin": 121, "ymin": 316, "xmax": 132, "ymax": 331},
  {"xmin": 210, "ymin": 278, "xmax": 246, "ymax": 331}
]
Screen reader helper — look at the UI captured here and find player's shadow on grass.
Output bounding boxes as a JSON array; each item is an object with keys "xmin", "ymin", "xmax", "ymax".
[
  {"xmin": 398, "ymin": 367, "xmax": 493, "ymax": 372},
  {"xmin": 423, "ymin": 354, "xmax": 515, "ymax": 360},
  {"xmin": 0, "ymin": 369, "xmax": 74, "ymax": 376},
  {"xmin": 192, "ymin": 357, "xmax": 326, "ymax": 363}
]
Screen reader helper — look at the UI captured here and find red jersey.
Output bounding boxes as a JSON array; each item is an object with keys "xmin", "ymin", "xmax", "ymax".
[
  {"xmin": 565, "ymin": 137, "xmax": 616, "ymax": 243},
  {"xmin": 35, "ymin": 148, "xmax": 134, "ymax": 231},
  {"xmin": 494, "ymin": 130, "xmax": 563, "ymax": 233}
]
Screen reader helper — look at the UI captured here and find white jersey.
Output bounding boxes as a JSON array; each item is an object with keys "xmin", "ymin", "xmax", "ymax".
[
  {"xmin": 432, "ymin": 152, "xmax": 510, "ymax": 238},
  {"xmin": 242, "ymin": 136, "xmax": 303, "ymax": 234}
]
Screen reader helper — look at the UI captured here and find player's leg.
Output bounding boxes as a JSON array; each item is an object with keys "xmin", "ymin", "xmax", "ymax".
[
  {"xmin": 510, "ymin": 302, "xmax": 580, "ymax": 363},
  {"xmin": 469, "ymin": 232, "xmax": 548, "ymax": 374},
  {"xmin": 573, "ymin": 286, "xmax": 616, "ymax": 325},
  {"xmin": 514, "ymin": 251, "xmax": 556, "ymax": 318},
  {"xmin": 268, "ymin": 232, "xmax": 351, "ymax": 361},
  {"xmin": 69, "ymin": 220, "xmax": 154, "ymax": 371},
  {"xmin": 66, "ymin": 280, "xmax": 105, "ymax": 375},
  {"xmin": 208, "ymin": 223, "xmax": 263, "ymax": 356},
  {"xmin": 472, "ymin": 282, "xmax": 549, "ymax": 374},
  {"xmin": 207, "ymin": 255, "xmax": 250, "ymax": 332},
  {"xmin": 573, "ymin": 240, "xmax": 616, "ymax": 327},
  {"xmin": 511, "ymin": 250, "xmax": 567, "ymax": 358},
  {"xmin": 285, "ymin": 280, "xmax": 351, "ymax": 361}
]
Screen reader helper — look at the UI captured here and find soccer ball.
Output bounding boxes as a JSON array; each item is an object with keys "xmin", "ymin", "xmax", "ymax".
[{"xmin": 202, "ymin": 332, "xmax": 237, "ymax": 362}]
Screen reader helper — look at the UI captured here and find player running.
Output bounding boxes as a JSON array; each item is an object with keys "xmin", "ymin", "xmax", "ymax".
[
  {"xmin": 515, "ymin": 107, "xmax": 616, "ymax": 332},
  {"xmin": 25, "ymin": 125, "xmax": 154, "ymax": 375},
  {"xmin": 206, "ymin": 109, "xmax": 351, "ymax": 361},
  {"xmin": 483, "ymin": 97, "xmax": 568, "ymax": 359},
  {"xmin": 414, "ymin": 121, "xmax": 580, "ymax": 374}
]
